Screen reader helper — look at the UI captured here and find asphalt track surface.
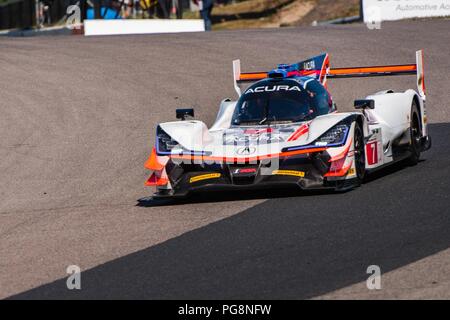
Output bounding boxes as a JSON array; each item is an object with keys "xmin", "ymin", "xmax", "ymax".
[{"xmin": 1, "ymin": 20, "xmax": 449, "ymax": 299}]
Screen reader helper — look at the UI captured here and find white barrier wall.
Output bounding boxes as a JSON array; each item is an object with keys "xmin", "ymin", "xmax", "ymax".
[
  {"xmin": 84, "ymin": 19, "xmax": 205, "ymax": 36},
  {"xmin": 362, "ymin": 0, "xmax": 450, "ymax": 22}
]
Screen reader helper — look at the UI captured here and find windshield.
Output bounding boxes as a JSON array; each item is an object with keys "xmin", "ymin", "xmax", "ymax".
[{"xmin": 232, "ymin": 81, "xmax": 324, "ymax": 126}]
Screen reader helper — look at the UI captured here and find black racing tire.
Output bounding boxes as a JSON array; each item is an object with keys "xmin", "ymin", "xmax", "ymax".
[
  {"xmin": 354, "ymin": 122, "xmax": 366, "ymax": 183},
  {"xmin": 407, "ymin": 100, "xmax": 421, "ymax": 165}
]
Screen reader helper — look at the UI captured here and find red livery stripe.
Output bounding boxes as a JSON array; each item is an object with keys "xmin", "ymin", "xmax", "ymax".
[{"xmin": 287, "ymin": 124, "xmax": 309, "ymax": 141}]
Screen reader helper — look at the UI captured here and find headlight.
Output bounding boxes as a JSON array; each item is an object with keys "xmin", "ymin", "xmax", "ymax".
[
  {"xmin": 314, "ymin": 124, "xmax": 349, "ymax": 146},
  {"xmin": 157, "ymin": 127, "xmax": 179, "ymax": 153}
]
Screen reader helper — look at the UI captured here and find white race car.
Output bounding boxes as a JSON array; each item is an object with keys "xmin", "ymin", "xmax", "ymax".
[{"xmin": 144, "ymin": 51, "xmax": 431, "ymax": 198}]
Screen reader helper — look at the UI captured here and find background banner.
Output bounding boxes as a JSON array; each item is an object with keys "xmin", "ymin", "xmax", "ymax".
[{"xmin": 362, "ymin": 0, "xmax": 450, "ymax": 22}]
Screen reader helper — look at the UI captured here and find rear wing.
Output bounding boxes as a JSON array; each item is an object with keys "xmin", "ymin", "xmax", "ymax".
[{"xmin": 233, "ymin": 50, "xmax": 426, "ymax": 100}]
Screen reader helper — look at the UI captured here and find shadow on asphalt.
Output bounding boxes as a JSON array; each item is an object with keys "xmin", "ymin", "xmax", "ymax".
[
  {"xmin": 10, "ymin": 124, "xmax": 450, "ymax": 299},
  {"xmin": 136, "ymin": 188, "xmax": 337, "ymax": 207}
]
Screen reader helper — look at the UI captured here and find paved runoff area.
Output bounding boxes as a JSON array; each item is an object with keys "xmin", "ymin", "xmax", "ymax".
[{"xmin": 0, "ymin": 19, "xmax": 449, "ymax": 299}]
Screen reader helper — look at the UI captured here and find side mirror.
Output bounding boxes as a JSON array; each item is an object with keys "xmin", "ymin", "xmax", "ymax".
[
  {"xmin": 176, "ymin": 108, "xmax": 194, "ymax": 120},
  {"xmin": 354, "ymin": 99, "xmax": 375, "ymax": 109}
]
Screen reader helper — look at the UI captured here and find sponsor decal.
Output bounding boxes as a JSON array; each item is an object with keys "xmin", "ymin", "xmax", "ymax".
[
  {"xmin": 245, "ymin": 85, "xmax": 302, "ymax": 94},
  {"xmin": 224, "ymin": 133, "xmax": 285, "ymax": 145},
  {"xmin": 347, "ymin": 167, "xmax": 356, "ymax": 176},
  {"xmin": 236, "ymin": 146, "xmax": 257, "ymax": 155},
  {"xmin": 189, "ymin": 173, "xmax": 221, "ymax": 183},
  {"xmin": 223, "ymin": 127, "xmax": 294, "ymax": 145},
  {"xmin": 272, "ymin": 170, "xmax": 305, "ymax": 177},
  {"xmin": 303, "ymin": 60, "xmax": 316, "ymax": 70},
  {"xmin": 233, "ymin": 168, "xmax": 257, "ymax": 174}
]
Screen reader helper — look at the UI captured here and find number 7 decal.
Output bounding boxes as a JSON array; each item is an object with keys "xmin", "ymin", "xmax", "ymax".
[{"xmin": 366, "ymin": 141, "xmax": 378, "ymax": 165}]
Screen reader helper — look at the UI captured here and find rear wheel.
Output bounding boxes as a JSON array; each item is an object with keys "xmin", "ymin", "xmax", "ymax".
[
  {"xmin": 354, "ymin": 122, "xmax": 366, "ymax": 183},
  {"xmin": 407, "ymin": 101, "xmax": 421, "ymax": 165}
]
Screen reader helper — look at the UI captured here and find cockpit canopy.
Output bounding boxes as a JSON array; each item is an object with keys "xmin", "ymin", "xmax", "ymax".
[{"xmin": 232, "ymin": 78, "xmax": 333, "ymax": 126}]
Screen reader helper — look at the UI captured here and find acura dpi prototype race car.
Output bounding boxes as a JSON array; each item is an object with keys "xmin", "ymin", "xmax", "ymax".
[{"xmin": 144, "ymin": 51, "xmax": 431, "ymax": 198}]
